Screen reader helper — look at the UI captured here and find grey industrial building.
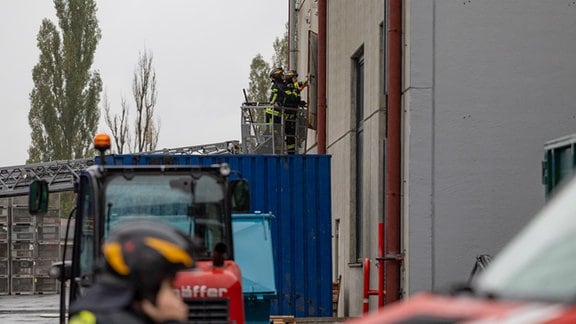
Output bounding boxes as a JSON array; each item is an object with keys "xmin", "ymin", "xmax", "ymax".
[{"xmin": 291, "ymin": 0, "xmax": 576, "ymax": 317}]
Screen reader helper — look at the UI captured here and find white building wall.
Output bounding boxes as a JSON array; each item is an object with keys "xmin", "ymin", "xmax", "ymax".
[
  {"xmin": 325, "ymin": 0, "xmax": 386, "ymax": 317},
  {"xmin": 405, "ymin": 0, "xmax": 576, "ymax": 294},
  {"xmin": 296, "ymin": 0, "xmax": 576, "ymax": 319}
]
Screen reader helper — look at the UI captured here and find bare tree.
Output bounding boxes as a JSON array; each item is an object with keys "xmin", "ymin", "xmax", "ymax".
[
  {"xmin": 132, "ymin": 49, "xmax": 160, "ymax": 152},
  {"xmin": 104, "ymin": 49, "xmax": 160, "ymax": 153},
  {"xmin": 103, "ymin": 91, "xmax": 130, "ymax": 154}
]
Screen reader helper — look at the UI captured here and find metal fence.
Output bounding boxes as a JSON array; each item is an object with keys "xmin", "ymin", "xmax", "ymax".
[{"xmin": 0, "ymin": 196, "xmax": 61, "ymax": 295}]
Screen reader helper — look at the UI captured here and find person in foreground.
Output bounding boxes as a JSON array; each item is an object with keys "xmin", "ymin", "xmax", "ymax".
[{"xmin": 69, "ymin": 220, "xmax": 195, "ymax": 324}]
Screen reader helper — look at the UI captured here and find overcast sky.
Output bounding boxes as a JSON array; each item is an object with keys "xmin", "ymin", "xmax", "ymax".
[{"xmin": 0, "ymin": 1, "xmax": 287, "ymax": 166}]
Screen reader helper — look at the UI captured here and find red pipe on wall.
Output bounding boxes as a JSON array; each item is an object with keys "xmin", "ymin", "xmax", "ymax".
[
  {"xmin": 364, "ymin": 224, "xmax": 387, "ymax": 313},
  {"xmin": 362, "ymin": 258, "xmax": 371, "ymax": 314},
  {"xmin": 377, "ymin": 223, "xmax": 385, "ymax": 306},
  {"xmin": 363, "ymin": 258, "xmax": 381, "ymax": 314},
  {"xmin": 317, "ymin": 0, "xmax": 327, "ymax": 154},
  {"xmin": 384, "ymin": 0, "xmax": 403, "ymax": 305}
]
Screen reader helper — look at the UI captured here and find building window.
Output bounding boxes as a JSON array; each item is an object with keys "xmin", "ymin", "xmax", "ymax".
[
  {"xmin": 380, "ymin": 21, "xmax": 387, "ymax": 98},
  {"xmin": 353, "ymin": 50, "xmax": 365, "ymax": 261},
  {"xmin": 308, "ymin": 31, "xmax": 318, "ymax": 130}
]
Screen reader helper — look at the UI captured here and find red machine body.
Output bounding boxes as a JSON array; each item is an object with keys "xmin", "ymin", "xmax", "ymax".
[{"xmin": 175, "ymin": 260, "xmax": 245, "ymax": 323}]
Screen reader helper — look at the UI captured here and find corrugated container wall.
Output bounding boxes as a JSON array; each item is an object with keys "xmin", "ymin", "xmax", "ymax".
[{"xmin": 102, "ymin": 154, "xmax": 333, "ymax": 317}]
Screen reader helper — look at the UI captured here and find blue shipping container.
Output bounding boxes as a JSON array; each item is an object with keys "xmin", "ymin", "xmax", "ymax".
[{"xmin": 101, "ymin": 154, "xmax": 333, "ymax": 317}]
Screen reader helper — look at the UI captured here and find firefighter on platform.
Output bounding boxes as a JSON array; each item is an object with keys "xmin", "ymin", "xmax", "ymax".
[
  {"xmin": 286, "ymin": 70, "xmax": 309, "ymax": 104},
  {"xmin": 266, "ymin": 67, "xmax": 286, "ymax": 153},
  {"xmin": 283, "ymin": 70, "xmax": 308, "ymax": 154},
  {"xmin": 68, "ymin": 220, "xmax": 195, "ymax": 324},
  {"xmin": 268, "ymin": 66, "xmax": 286, "ymax": 106}
]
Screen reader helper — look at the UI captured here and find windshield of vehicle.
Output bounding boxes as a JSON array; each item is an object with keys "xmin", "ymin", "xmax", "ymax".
[
  {"xmin": 103, "ymin": 173, "xmax": 227, "ymax": 260},
  {"xmin": 475, "ymin": 177, "xmax": 576, "ymax": 302}
]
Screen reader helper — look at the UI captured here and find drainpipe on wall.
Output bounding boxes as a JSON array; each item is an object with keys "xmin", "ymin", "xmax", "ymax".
[
  {"xmin": 288, "ymin": 0, "xmax": 296, "ymax": 70},
  {"xmin": 317, "ymin": 0, "xmax": 327, "ymax": 154},
  {"xmin": 383, "ymin": 0, "xmax": 403, "ymax": 304}
]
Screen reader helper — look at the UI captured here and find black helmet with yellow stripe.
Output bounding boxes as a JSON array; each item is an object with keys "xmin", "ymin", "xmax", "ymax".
[
  {"xmin": 269, "ymin": 67, "xmax": 284, "ymax": 81},
  {"xmin": 102, "ymin": 220, "xmax": 195, "ymax": 300},
  {"xmin": 285, "ymin": 70, "xmax": 298, "ymax": 79}
]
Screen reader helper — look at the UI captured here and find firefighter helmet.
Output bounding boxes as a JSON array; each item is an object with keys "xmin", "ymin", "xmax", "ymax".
[
  {"xmin": 102, "ymin": 220, "xmax": 195, "ymax": 299},
  {"xmin": 269, "ymin": 67, "xmax": 284, "ymax": 81},
  {"xmin": 284, "ymin": 70, "xmax": 298, "ymax": 82}
]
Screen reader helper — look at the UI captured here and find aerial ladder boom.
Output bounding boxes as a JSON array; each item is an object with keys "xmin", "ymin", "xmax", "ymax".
[{"xmin": 0, "ymin": 140, "xmax": 240, "ymax": 198}]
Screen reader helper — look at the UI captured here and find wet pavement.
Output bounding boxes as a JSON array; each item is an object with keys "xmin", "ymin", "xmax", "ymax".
[
  {"xmin": 0, "ymin": 294, "xmax": 61, "ymax": 323},
  {"xmin": 0, "ymin": 293, "xmax": 349, "ymax": 323}
]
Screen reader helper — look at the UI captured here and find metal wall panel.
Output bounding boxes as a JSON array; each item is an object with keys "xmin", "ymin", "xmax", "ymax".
[
  {"xmin": 543, "ymin": 134, "xmax": 576, "ymax": 198},
  {"xmin": 102, "ymin": 154, "xmax": 333, "ymax": 317}
]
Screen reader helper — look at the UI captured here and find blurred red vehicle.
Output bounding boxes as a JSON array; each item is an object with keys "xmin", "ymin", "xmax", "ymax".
[{"xmin": 349, "ymin": 175, "xmax": 576, "ymax": 324}]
